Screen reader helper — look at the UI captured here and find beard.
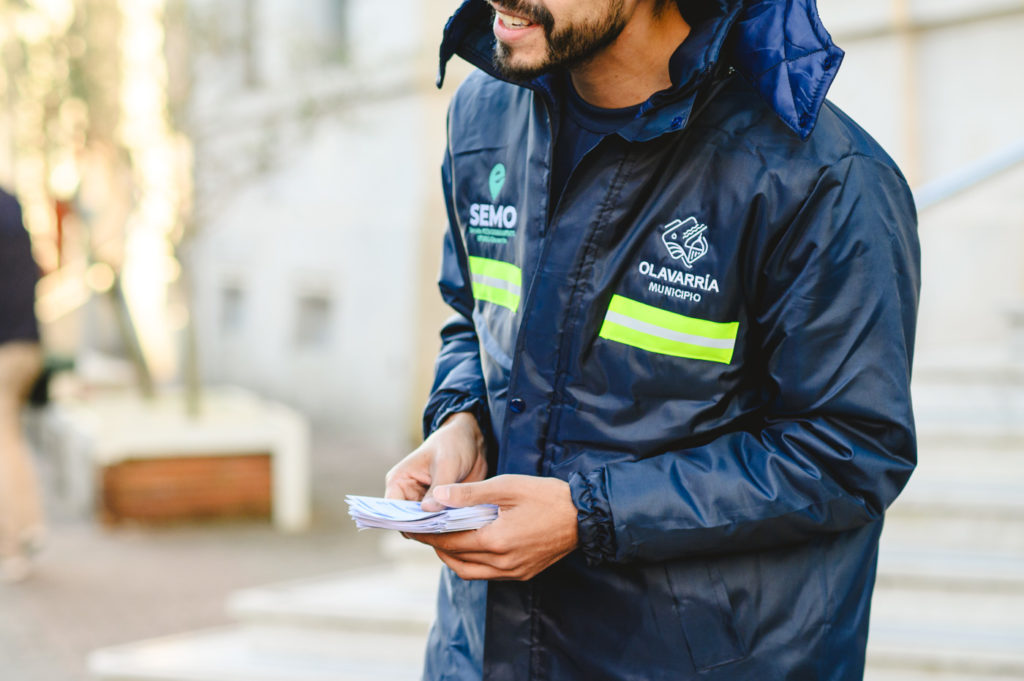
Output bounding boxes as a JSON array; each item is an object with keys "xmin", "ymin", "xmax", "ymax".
[{"xmin": 492, "ymin": 0, "xmax": 629, "ymax": 81}]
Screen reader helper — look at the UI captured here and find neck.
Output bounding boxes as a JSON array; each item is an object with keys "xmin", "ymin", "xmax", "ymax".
[{"xmin": 569, "ymin": 2, "xmax": 691, "ymax": 109}]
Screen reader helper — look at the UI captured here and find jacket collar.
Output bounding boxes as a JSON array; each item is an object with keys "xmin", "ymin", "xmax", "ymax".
[{"xmin": 437, "ymin": 0, "xmax": 844, "ymax": 140}]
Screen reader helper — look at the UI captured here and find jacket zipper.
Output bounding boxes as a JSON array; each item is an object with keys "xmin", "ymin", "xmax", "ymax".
[
  {"xmin": 496, "ymin": 92, "xmax": 559, "ymax": 470},
  {"xmin": 539, "ymin": 69, "xmax": 739, "ymax": 465},
  {"xmin": 499, "ymin": 90, "xmax": 616, "ymax": 466}
]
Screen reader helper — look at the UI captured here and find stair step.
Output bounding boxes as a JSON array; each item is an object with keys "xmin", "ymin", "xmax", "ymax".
[
  {"xmin": 869, "ymin": 546, "xmax": 1024, "ymax": 679},
  {"xmin": 883, "ymin": 512, "xmax": 1024, "ymax": 554},
  {"xmin": 912, "ymin": 375, "xmax": 1024, "ymax": 446},
  {"xmin": 866, "ymin": 670, "xmax": 1024, "ymax": 681},
  {"xmin": 883, "ymin": 473, "xmax": 1024, "ymax": 553},
  {"xmin": 917, "ymin": 422, "xmax": 1024, "ymax": 448},
  {"xmin": 871, "ymin": 583, "xmax": 1024, "ymax": 633},
  {"xmin": 876, "ymin": 547, "xmax": 1024, "ymax": 590},
  {"xmin": 911, "ymin": 355, "xmax": 1024, "ymax": 386},
  {"xmin": 88, "ymin": 626, "xmax": 426, "ymax": 681},
  {"xmin": 896, "ymin": 476, "xmax": 1024, "ymax": 513},
  {"xmin": 226, "ymin": 564, "xmax": 440, "ymax": 635},
  {"xmin": 912, "ymin": 444, "xmax": 1024, "ymax": 481},
  {"xmin": 867, "ymin": 624, "xmax": 1024, "ymax": 678},
  {"xmin": 917, "ymin": 424, "xmax": 1024, "ymax": 450}
]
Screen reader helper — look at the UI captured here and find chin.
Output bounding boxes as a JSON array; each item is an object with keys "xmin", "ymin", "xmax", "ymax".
[{"xmin": 495, "ymin": 48, "xmax": 551, "ymax": 80}]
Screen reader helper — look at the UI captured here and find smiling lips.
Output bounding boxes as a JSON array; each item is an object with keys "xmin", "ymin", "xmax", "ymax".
[
  {"xmin": 495, "ymin": 8, "xmax": 534, "ymax": 29},
  {"xmin": 491, "ymin": 3, "xmax": 541, "ymax": 42},
  {"xmin": 489, "ymin": 1, "xmax": 540, "ymax": 37}
]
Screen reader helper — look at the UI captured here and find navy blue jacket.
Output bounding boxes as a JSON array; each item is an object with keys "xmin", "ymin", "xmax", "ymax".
[{"xmin": 423, "ymin": 1, "xmax": 920, "ymax": 679}]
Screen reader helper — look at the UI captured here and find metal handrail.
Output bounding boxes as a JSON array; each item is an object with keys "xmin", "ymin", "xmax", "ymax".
[{"xmin": 914, "ymin": 138, "xmax": 1024, "ymax": 212}]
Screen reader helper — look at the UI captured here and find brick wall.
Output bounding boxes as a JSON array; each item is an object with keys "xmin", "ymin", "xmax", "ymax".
[{"xmin": 100, "ymin": 454, "xmax": 272, "ymax": 524}]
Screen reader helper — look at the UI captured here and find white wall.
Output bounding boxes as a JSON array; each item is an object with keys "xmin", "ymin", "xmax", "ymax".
[
  {"xmin": 191, "ymin": 96, "xmax": 427, "ymax": 447},
  {"xmin": 185, "ymin": 0, "xmax": 436, "ymax": 451}
]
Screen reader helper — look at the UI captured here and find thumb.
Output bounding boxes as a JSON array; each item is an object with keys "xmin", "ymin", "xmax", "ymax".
[
  {"xmin": 432, "ymin": 476, "xmax": 514, "ymax": 509},
  {"xmin": 420, "ymin": 452, "xmax": 470, "ymax": 511}
]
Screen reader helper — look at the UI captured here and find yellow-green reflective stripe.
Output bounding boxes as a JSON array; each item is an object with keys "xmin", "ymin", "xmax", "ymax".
[
  {"xmin": 599, "ymin": 295, "xmax": 739, "ymax": 364},
  {"xmin": 468, "ymin": 256, "xmax": 522, "ymax": 312},
  {"xmin": 468, "ymin": 256, "xmax": 521, "ymax": 286},
  {"xmin": 472, "ymin": 282, "xmax": 520, "ymax": 311}
]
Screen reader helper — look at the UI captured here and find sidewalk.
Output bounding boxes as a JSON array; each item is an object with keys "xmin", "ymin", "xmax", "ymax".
[{"xmin": 0, "ymin": 425, "xmax": 405, "ymax": 681}]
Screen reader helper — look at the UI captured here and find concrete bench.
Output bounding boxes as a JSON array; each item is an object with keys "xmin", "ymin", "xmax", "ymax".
[{"xmin": 40, "ymin": 386, "xmax": 310, "ymax": 532}]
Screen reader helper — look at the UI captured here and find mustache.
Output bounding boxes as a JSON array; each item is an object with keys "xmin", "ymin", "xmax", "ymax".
[{"xmin": 491, "ymin": 0, "xmax": 555, "ymax": 31}]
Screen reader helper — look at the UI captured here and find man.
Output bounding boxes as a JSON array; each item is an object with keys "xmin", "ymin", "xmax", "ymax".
[
  {"xmin": 0, "ymin": 187, "xmax": 46, "ymax": 582},
  {"xmin": 386, "ymin": 0, "xmax": 920, "ymax": 679}
]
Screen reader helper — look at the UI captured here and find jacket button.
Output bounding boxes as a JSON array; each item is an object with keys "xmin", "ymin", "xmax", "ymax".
[{"xmin": 509, "ymin": 398, "xmax": 526, "ymax": 414}]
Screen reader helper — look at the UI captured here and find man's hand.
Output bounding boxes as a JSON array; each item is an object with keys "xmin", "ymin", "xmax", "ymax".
[
  {"xmin": 408, "ymin": 475, "xmax": 579, "ymax": 581},
  {"xmin": 385, "ymin": 411, "xmax": 487, "ymax": 511}
]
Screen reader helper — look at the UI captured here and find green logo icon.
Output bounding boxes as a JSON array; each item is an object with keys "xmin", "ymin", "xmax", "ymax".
[{"xmin": 489, "ymin": 163, "xmax": 506, "ymax": 202}]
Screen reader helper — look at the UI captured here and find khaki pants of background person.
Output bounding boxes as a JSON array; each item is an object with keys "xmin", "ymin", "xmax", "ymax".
[{"xmin": 0, "ymin": 341, "xmax": 44, "ymax": 561}]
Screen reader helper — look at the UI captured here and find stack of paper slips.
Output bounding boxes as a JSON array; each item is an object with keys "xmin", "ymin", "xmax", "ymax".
[{"xmin": 345, "ymin": 495, "xmax": 499, "ymax": 533}]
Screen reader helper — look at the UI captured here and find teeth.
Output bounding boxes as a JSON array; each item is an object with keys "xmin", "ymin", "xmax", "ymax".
[{"xmin": 497, "ymin": 10, "xmax": 531, "ymax": 28}]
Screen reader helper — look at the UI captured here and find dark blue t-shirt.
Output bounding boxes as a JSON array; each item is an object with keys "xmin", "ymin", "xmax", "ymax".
[
  {"xmin": 549, "ymin": 17, "xmax": 723, "ymax": 206},
  {"xmin": 550, "ymin": 75, "xmax": 641, "ymax": 206}
]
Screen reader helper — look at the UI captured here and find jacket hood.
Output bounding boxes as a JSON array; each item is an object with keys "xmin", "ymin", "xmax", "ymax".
[{"xmin": 437, "ymin": 0, "xmax": 844, "ymax": 140}]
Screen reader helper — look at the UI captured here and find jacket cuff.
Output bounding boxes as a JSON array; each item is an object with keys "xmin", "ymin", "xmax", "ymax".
[
  {"xmin": 422, "ymin": 390, "xmax": 488, "ymax": 439},
  {"xmin": 569, "ymin": 469, "xmax": 617, "ymax": 566}
]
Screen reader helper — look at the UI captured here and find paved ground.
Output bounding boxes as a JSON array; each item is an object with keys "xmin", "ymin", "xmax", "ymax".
[{"xmin": 0, "ymin": 424, "xmax": 406, "ymax": 681}]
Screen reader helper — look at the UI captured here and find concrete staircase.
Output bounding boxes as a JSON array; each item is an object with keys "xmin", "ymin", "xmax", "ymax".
[
  {"xmin": 88, "ymin": 536, "xmax": 439, "ymax": 681},
  {"xmin": 89, "ymin": 362, "xmax": 1024, "ymax": 681},
  {"xmin": 865, "ymin": 359, "xmax": 1024, "ymax": 681}
]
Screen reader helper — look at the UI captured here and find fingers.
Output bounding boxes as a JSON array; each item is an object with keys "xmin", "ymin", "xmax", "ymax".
[
  {"xmin": 412, "ymin": 475, "xmax": 577, "ymax": 583},
  {"xmin": 407, "ymin": 521, "xmax": 515, "ymax": 566},
  {"xmin": 405, "ymin": 527, "xmax": 491, "ymax": 554},
  {"xmin": 384, "ymin": 447, "xmax": 433, "ymax": 501},
  {"xmin": 419, "ymin": 497, "xmax": 444, "ymax": 512},
  {"xmin": 421, "ymin": 452, "xmax": 467, "ymax": 511},
  {"xmin": 384, "ymin": 473, "xmax": 428, "ymax": 502},
  {"xmin": 434, "ymin": 550, "xmax": 499, "ymax": 581},
  {"xmin": 392, "ymin": 415, "xmax": 487, "ymax": 510},
  {"xmin": 432, "ymin": 475, "xmax": 520, "ymax": 509},
  {"xmin": 432, "ymin": 548, "xmax": 532, "ymax": 581}
]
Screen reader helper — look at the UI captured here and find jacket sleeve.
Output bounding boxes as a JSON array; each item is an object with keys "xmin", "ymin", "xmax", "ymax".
[
  {"xmin": 570, "ymin": 154, "xmax": 921, "ymax": 564},
  {"xmin": 421, "ymin": 148, "xmax": 492, "ymax": 440}
]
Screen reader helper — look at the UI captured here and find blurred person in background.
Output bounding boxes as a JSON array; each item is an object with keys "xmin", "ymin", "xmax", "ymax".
[
  {"xmin": 0, "ymin": 186, "xmax": 46, "ymax": 583},
  {"xmin": 387, "ymin": 0, "xmax": 920, "ymax": 679}
]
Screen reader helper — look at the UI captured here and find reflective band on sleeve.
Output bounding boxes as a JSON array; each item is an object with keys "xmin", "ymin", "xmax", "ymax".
[
  {"xmin": 598, "ymin": 294, "xmax": 739, "ymax": 363},
  {"xmin": 468, "ymin": 256, "xmax": 522, "ymax": 312}
]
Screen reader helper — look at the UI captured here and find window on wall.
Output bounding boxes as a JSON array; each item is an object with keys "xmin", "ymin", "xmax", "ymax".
[
  {"xmin": 294, "ymin": 291, "xmax": 333, "ymax": 349},
  {"xmin": 291, "ymin": 0, "xmax": 350, "ymax": 70},
  {"xmin": 242, "ymin": 1, "xmax": 261, "ymax": 88},
  {"xmin": 239, "ymin": 0, "xmax": 349, "ymax": 88},
  {"xmin": 221, "ymin": 284, "xmax": 246, "ymax": 335}
]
